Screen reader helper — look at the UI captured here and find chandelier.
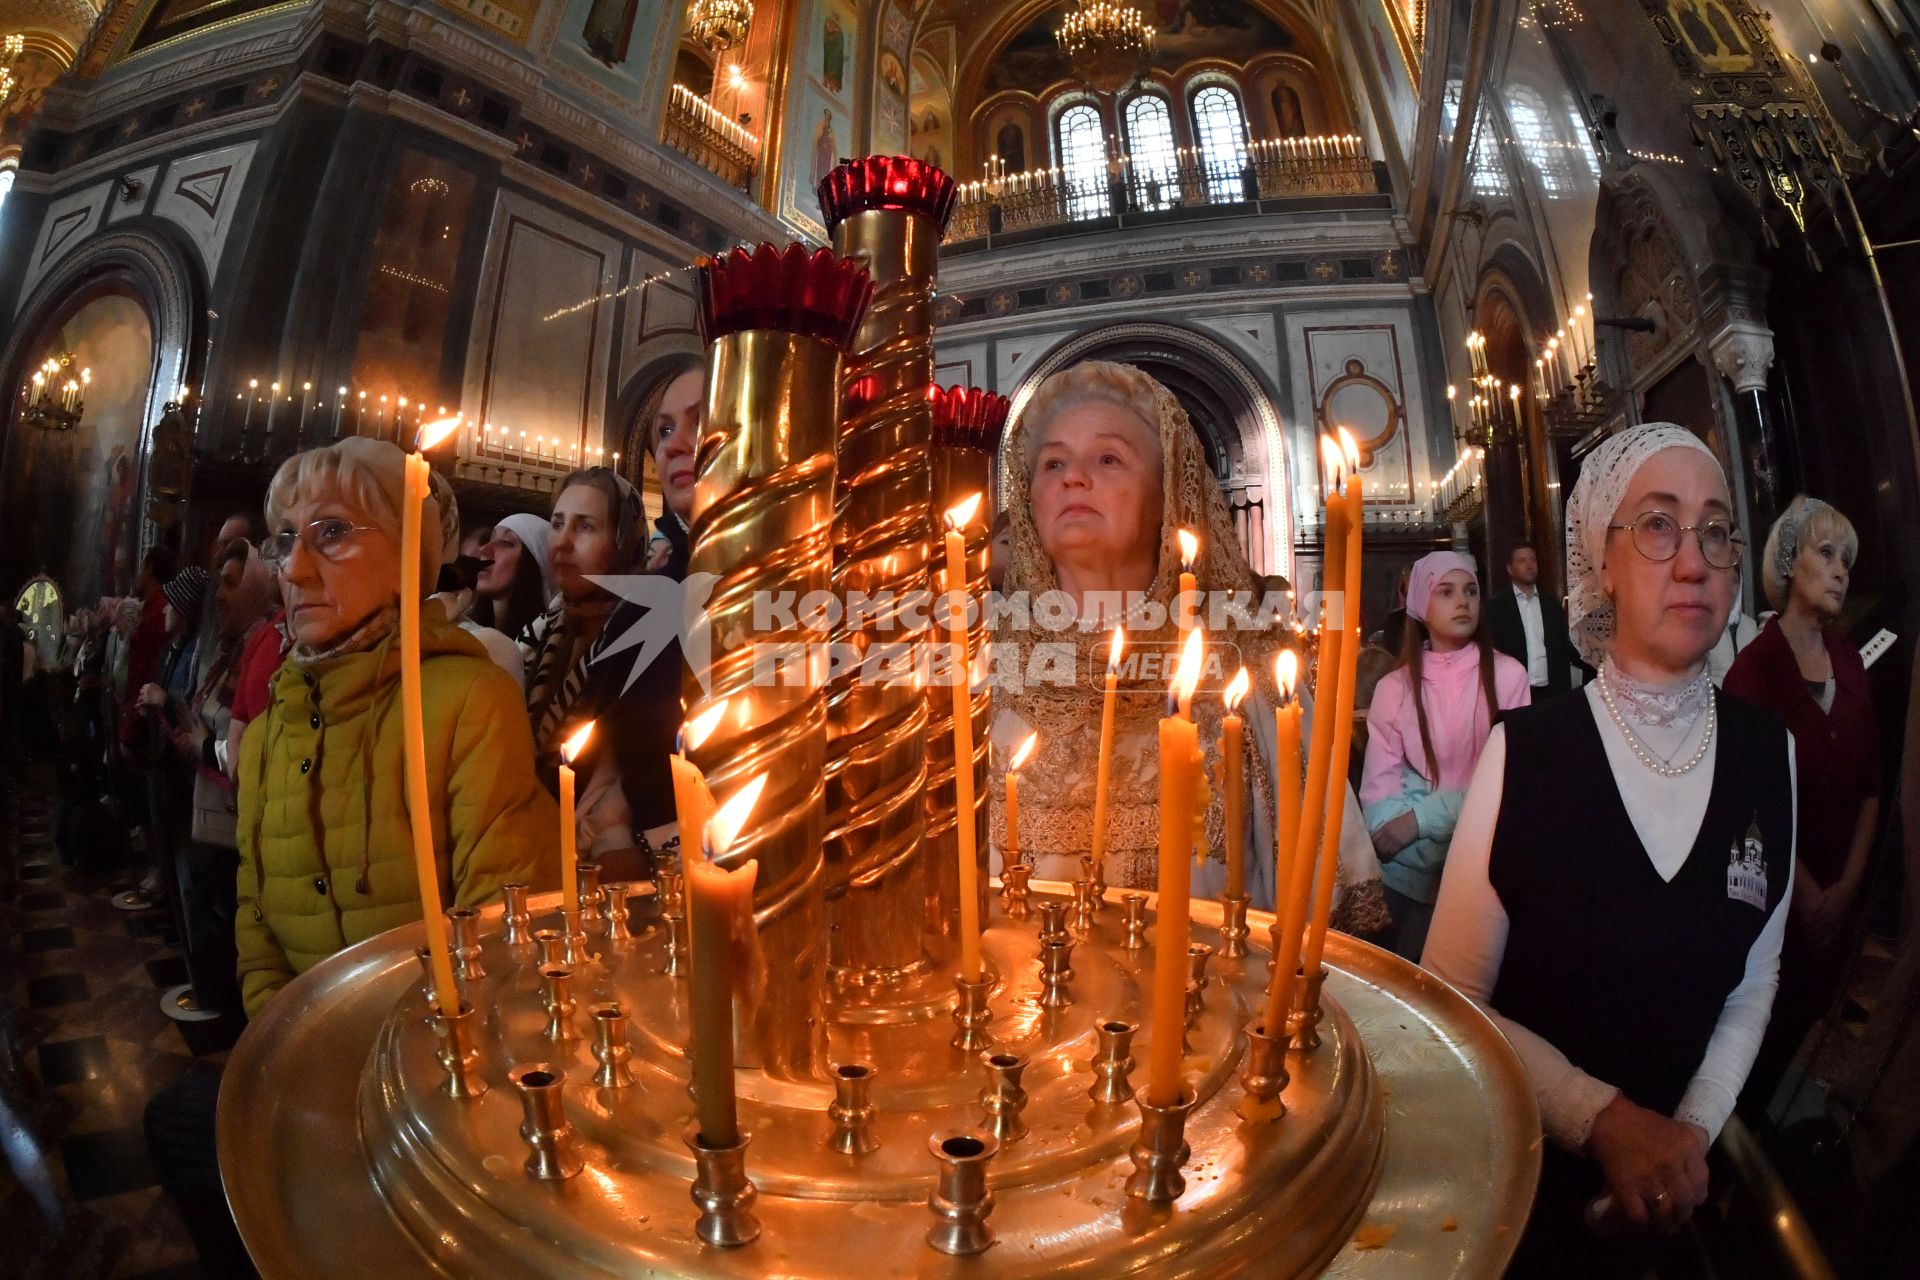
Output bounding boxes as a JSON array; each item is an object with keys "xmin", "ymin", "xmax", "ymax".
[
  {"xmin": 687, "ymin": 0, "xmax": 752, "ymax": 54},
  {"xmin": 22, "ymin": 352, "xmax": 88, "ymax": 431},
  {"xmin": 1055, "ymin": 0, "xmax": 1154, "ymax": 96},
  {"xmin": 1, "ymin": 34, "xmax": 23, "ymax": 108}
]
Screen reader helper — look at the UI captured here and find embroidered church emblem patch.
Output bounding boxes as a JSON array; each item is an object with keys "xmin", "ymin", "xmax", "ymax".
[{"xmin": 1726, "ymin": 821, "xmax": 1768, "ymax": 910}]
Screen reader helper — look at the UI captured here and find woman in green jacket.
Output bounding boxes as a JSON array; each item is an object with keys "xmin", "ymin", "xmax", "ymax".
[{"xmin": 236, "ymin": 437, "xmax": 556, "ymax": 1016}]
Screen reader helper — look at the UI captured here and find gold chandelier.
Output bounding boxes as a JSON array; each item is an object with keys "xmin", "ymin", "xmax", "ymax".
[
  {"xmin": 23, "ymin": 352, "xmax": 89, "ymax": 431},
  {"xmin": 687, "ymin": 0, "xmax": 753, "ymax": 54},
  {"xmin": 1055, "ymin": 0, "xmax": 1154, "ymax": 96},
  {"xmin": 1, "ymin": 34, "xmax": 23, "ymax": 108}
]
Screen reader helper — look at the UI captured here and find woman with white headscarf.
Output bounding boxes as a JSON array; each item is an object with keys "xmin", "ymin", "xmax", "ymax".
[{"xmin": 1423, "ymin": 423, "xmax": 1795, "ymax": 1275}]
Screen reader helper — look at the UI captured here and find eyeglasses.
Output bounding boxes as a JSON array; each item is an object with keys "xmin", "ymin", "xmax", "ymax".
[
  {"xmin": 1607, "ymin": 511, "xmax": 1743, "ymax": 569},
  {"xmin": 260, "ymin": 518, "xmax": 380, "ymax": 568}
]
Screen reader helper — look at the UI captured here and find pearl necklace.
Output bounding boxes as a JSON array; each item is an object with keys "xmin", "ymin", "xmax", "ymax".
[{"xmin": 1597, "ymin": 667, "xmax": 1716, "ymax": 778}]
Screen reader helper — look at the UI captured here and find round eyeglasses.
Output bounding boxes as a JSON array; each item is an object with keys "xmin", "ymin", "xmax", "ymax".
[
  {"xmin": 1606, "ymin": 511, "xmax": 1743, "ymax": 569},
  {"xmin": 259, "ymin": 518, "xmax": 380, "ymax": 568}
]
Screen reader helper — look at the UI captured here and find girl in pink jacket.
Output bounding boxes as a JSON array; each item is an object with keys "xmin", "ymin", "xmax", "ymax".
[{"xmin": 1361, "ymin": 551, "xmax": 1531, "ymax": 958}]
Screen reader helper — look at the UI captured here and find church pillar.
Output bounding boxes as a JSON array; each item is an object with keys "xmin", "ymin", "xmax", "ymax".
[{"xmin": 1709, "ymin": 318, "xmax": 1780, "ymax": 529}]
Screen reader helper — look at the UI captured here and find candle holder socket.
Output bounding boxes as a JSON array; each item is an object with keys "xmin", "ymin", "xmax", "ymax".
[
  {"xmin": 978, "ymin": 1050, "xmax": 1030, "ymax": 1142},
  {"xmin": 508, "ymin": 1064, "xmax": 584, "ymax": 1180},
  {"xmin": 1239, "ymin": 1021, "xmax": 1289, "ymax": 1116},
  {"xmin": 1037, "ymin": 899, "xmax": 1069, "ymax": 948},
  {"xmin": 540, "ymin": 964, "xmax": 580, "ymax": 1042},
  {"xmin": 949, "ymin": 973, "xmax": 993, "ymax": 1051},
  {"xmin": 1121, "ymin": 893, "xmax": 1149, "ymax": 951},
  {"xmin": 576, "ymin": 864, "xmax": 604, "ymax": 930},
  {"xmin": 1037, "ymin": 937, "xmax": 1076, "ymax": 1010},
  {"xmin": 414, "ymin": 946, "xmax": 439, "ymax": 1009},
  {"xmin": 532, "ymin": 928, "xmax": 564, "ymax": 968},
  {"xmin": 1188, "ymin": 943, "xmax": 1214, "ymax": 1000},
  {"xmin": 501, "ymin": 882, "xmax": 532, "ymax": 946},
  {"xmin": 686, "ymin": 1127, "xmax": 761, "ymax": 1248},
  {"xmin": 926, "ymin": 1131, "xmax": 998, "ymax": 1256},
  {"xmin": 1088, "ymin": 1018, "xmax": 1138, "ymax": 1105},
  {"xmin": 999, "ymin": 863, "xmax": 1032, "ymax": 919},
  {"xmin": 1291, "ymin": 967, "xmax": 1328, "ymax": 1051},
  {"xmin": 1079, "ymin": 854, "xmax": 1108, "ymax": 912},
  {"xmin": 657, "ymin": 869, "xmax": 685, "ymax": 919},
  {"xmin": 663, "ymin": 912, "xmax": 689, "ymax": 978},
  {"xmin": 562, "ymin": 925, "xmax": 594, "ymax": 969},
  {"xmin": 602, "ymin": 882, "xmax": 636, "ymax": 943},
  {"xmin": 1125, "ymin": 1086, "xmax": 1197, "ymax": 1203},
  {"xmin": 1218, "ymin": 893, "xmax": 1251, "ymax": 959},
  {"xmin": 1069, "ymin": 879, "xmax": 1097, "ymax": 935},
  {"xmin": 589, "ymin": 1002, "xmax": 636, "ymax": 1088},
  {"xmin": 447, "ymin": 907, "xmax": 486, "ymax": 981},
  {"xmin": 430, "ymin": 1000, "xmax": 487, "ymax": 1099},
  {"xmin": 827, "ymin": 1062, "xmax": 879, "ymax": 1155}
]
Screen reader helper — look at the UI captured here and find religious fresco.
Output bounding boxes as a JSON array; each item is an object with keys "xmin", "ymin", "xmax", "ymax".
[
  {"xmin": 985, "ymin": 0, "xmax": 1290, "ymax": 94},
  {"xmin": 0, "ymin": 45, "xmax": 65, "ymax": 155},
  {"xmin": 779, "ymin": 0, "xmax": 861, "ymax": 240},
  {"xmin": 2, "ymin": 293, "xmax": 156, "ymax": 604},
  {"xmin": 130, "ymin": 0, "xmax": 307, "ymax": 53},
  {"xmin": 550, "ymin": 0, "xmax": 667, "ymax": 104},
  {"xmin": 1349, "ymin": 0, "xmax": 1419, "ymax": 166},
  {"xmin": 872, "ymin": 0, "xmax": 912, "ymax": 155}
]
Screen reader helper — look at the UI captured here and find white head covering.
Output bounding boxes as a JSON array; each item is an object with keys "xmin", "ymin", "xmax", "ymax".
[
  {"xmin": 1564, "ymin": 422, "xmax": 1723, "ymax": 667},
  {"xmin": 494, "ymin": 512, "xmax": 555, "ymax": 599}
]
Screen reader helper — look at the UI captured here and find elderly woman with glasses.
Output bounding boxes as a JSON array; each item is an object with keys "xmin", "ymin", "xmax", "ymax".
[
  {"xmin": 1423, "ymin": 424, "xmax": 1795, "ymax": 1276},
  {"xmin": 235, "ymin": 438, "xmax": 556, "ymax": 1018}
]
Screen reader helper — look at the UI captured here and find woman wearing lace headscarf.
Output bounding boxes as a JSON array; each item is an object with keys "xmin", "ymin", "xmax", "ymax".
[
  {"xmin": 1424, "ymin": 423, "xmax": 1796, "ymax": 1275},
  {"xmin": 1725, "ymin": 495, "xmax": 1879, "ymax": 1110},
  {"xmin": 988, "ymin": 360, "xmax": 1387, "ymax": 934}
]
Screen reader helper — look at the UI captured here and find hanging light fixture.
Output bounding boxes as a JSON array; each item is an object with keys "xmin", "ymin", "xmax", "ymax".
[
  {"xmin": 0, "ymin": 34, "xmax": 24, "ymax": 108},
  {"xmin": 22, "ymin": 352, "xmax": 87, "ymax": 431},
  {"xmin": 1055, "ymin": 1, "xmax": 1154, "ymax": 96},
  {"xmin": 687, "ymin": 0, "xmax": 753, "ymax": 54}
]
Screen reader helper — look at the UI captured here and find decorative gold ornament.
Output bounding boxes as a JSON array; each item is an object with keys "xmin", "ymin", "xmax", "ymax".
[{"xmin": 687, "ymin": 0, "xmax": 752, "ymax": 54}]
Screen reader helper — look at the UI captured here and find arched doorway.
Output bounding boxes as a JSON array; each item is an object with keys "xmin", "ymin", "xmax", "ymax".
[{"xmin": 1005, "ymin": 322, "xmax": 1294, "ymax": 579}]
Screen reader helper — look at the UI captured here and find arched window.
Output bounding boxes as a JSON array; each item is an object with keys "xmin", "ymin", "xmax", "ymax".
[
  {"xmin": 1506, "ymin": 88, "xmax": 1571, "ymax": 196},
  {"xmin": 1054, "ymin": 102, "xmax": 1111, "ymax": 221},
  {"xmin": 1190, "ymin": 85, "xmax": 1249, "ymax": 203},
  {"xmin": 1123, "ymin": 93, "xmax": 1181, "ymax": 210}
]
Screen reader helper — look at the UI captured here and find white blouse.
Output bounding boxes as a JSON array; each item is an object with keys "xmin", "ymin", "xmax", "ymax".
[{"xmin": 1422, "ymin": 683, "xmax": 1795, "ymax": 1149}]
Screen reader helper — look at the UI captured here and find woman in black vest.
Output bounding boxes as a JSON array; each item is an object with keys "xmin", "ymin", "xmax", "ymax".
[{"xmin": 1424, "ymin": 423, "xmax": 1795, "ymax": 1276}]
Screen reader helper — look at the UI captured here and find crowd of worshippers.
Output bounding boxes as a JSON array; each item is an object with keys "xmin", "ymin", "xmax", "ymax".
[{"xmin": 12, "ymin": 353, "xmax": 1883, "ymax": 1276}]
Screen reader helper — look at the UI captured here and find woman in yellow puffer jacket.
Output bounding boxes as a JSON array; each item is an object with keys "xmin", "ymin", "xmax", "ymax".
[{"xmin": 236, "ymin": 438, "xmax": 556, "ymax": 1016}]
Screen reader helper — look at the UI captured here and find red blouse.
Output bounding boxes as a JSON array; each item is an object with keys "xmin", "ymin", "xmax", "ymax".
[{"xmin": 1723, "ymin": 616, "xmax": 1879, "ymax": 885}]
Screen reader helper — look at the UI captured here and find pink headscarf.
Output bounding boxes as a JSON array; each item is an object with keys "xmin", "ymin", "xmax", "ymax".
[{"xmin": 1405, "ymin": 550, "xmax": 1479, "ymax": 622}]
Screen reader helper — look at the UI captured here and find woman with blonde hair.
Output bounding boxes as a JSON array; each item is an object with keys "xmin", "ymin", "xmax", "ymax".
[
  {"xmin": 989, "ymin": 359, "xmax": 1387, "ymax": 931},
  {"xmin": 1725, "ymin": 495, "xmax": 1879, "ymax": 1108}
]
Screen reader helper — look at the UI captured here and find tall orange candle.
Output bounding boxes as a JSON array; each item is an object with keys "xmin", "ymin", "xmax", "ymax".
[
  {"xmin": 557, "ymin": 721, "xmax": 593, "ymax": 930},
  {"xmin": 1004, "ymin": 731, "xmax": 1037, "ymax": 866},
  {"xmin": 1269, "ymin": 650, "xmax": 1303, "ymax": 927},
  {"xmin": 1221, "ymin": 667, "xmax": 1250, "ymax": 899},
  {"xmin": 1264, "ymin": 440, "xmax": 1349, "ymax": 1034},
  {"xmin": 687, "ymin": 773, "xmax": 767, "ymax": 1147},
  {"xmin": 401, "ymin": 417, "xmax": 461, "ymax": 1015},
  {"xmin": 945, "ymin": 494, "xmax": 985, "ymax": 982},
  {"xmin": 1147, "ymin": 626, "xmax": 1206, "ymax": 1105},
  {"xmin": 1302, "ymin": 431, "xmax": 1365, "ymax": 984},
  {"xmin": 1175, "ymin": 528, "xmax": 1200, "ymax": 632},
  {"xmin": 1088, "ymin": 628, "xmax": 1124, "ymax": 880}
]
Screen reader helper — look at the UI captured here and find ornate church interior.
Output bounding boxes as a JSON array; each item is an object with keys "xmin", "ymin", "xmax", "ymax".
[{"xmin": 2, "ymin": 0, "xmax": 1919, "ymax": 1274}]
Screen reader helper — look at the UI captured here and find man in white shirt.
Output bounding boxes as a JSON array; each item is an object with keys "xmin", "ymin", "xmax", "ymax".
[{"xmin": 1488, "ymin": 542, "xmax": 1582, "ymax": 698}]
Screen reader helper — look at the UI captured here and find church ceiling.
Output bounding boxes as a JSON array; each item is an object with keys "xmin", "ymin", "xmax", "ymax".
[{"xmin": 971, "ymin": 0, "xmax": 1302, "ymax": 96}]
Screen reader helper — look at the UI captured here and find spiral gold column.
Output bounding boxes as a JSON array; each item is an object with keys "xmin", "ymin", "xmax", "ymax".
[
  {"xmin": 817, "ymin": 158, "xmax": 960, "ymax": 991},
  {"xmin": 925, "ymin": 388, "xmax": 1007, "ymax": 957},
  {"xmin": 685, "ymin": 244, "xmax": 875, "ymax": 1081}
]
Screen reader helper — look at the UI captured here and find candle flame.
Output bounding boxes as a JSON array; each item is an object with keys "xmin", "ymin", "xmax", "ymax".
[
  {"xmin": 945, "ymin": 492, "xmax": 983, "ymax": 530},
  {"xmin": 1009, "ymin": 731, "xmax": 1038, "ymax": 771},
  {"xmin": 1446, "ymin": 383, "xmax": 1456, "ymax": 400},
  {"xmin": 1275, "ymin": 650, "xmax": 1298, "ymax": 702},
  {"xmin": 681, "ymin": 699, "xmax": 728, "ymax": 754},
  {"xmin": 560, "ymin": 720, "xmax": 595, "ymax": 764},
  {"xmin": 1510, "ymin": 385, "xmax": 1521, "ymax": 400},
  {"xmin": 1224, "ymin": 667, "xmax": 1250, "ymax": 712},
  {"xmin": 708, "ymin": 773, "xmax": 769, "ymax": 858},
  {"xmin": 1336, "ymin": 426, "xmax": 1360, "ymax": 474},
  {"xmin": 1320, "ymin": 436, "xmax": 1346, "ymax": 488},
  {"xmin": 1171, "ymin": 624, "xmax": 1205, "ymax": 713},
  {"xmin": 417, "ymin": 415, "xmax": 461, "ymax": 451},
  {"xmin": 1107, "ymin": 625, "xmax": 1125, "ymax": 670},
  {"xmin": 1176, "ymin": 528, "xmax": 1198, "ymax": 568}
]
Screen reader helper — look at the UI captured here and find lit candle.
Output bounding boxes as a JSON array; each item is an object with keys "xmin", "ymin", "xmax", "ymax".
[
  {"xmin": 1267, "ymin": 650, "xmax": 1303, "ymax": 1019},
  {"xmin": 1265, "ymin": 438, "xmax": 1349, "ymax": 1034},
  {"xmin": 1089, "ymin": 628, "xmax": 1124, "ymax": 884},
  {"xmin": 296, "ymin": 382, "xmax": 312, "ymax": 441},
  {"xmin": 401, "ymin": 416, "xmax": 464, "ymax": 1016},
  {"xmin": 356, "ymin": 390, "xmax": 366, "ymax": 434},
  {"xmin": 1222, "ymin": 667, "xmax": 1249, "ymax": 899},
  {"xmin": 246, "ymin": 378, "xmax": 259, "ymax": 424},
  {"xmin": 1300, "ymin": 430, "xmax": 1365, "ymax": 988},
  {"xmin": 1176, "ymin": 527, "xmax": 1200, "ymax": 631},
  {"xmin": 673, "ymin": 700, "xmax": 728, "ymax": 855},
  {"xmin": 334, "ymin": 387, "xmax": 347, "ymax": 437},
  {"xmin": 267, "ymin": 381, "xmax": 281, "ymax": 436},
  {"xmin": 1148, "ymin": 625, "xmax": 1207, "ymax": 1106},
  {"xmin": 688, "ymin": 773, "xmax": 767, "ymax": 1147},
  {"xmin": 945, "ymin": 493, "xmax": 985, "ymax": 983},
  {"xmin": 1003, "ymin": 731, "xmax": 1038, "ymax": 867},
  {"xmin": 558, "ymin": 720, "xmax": 594, "ymax": 933}
]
